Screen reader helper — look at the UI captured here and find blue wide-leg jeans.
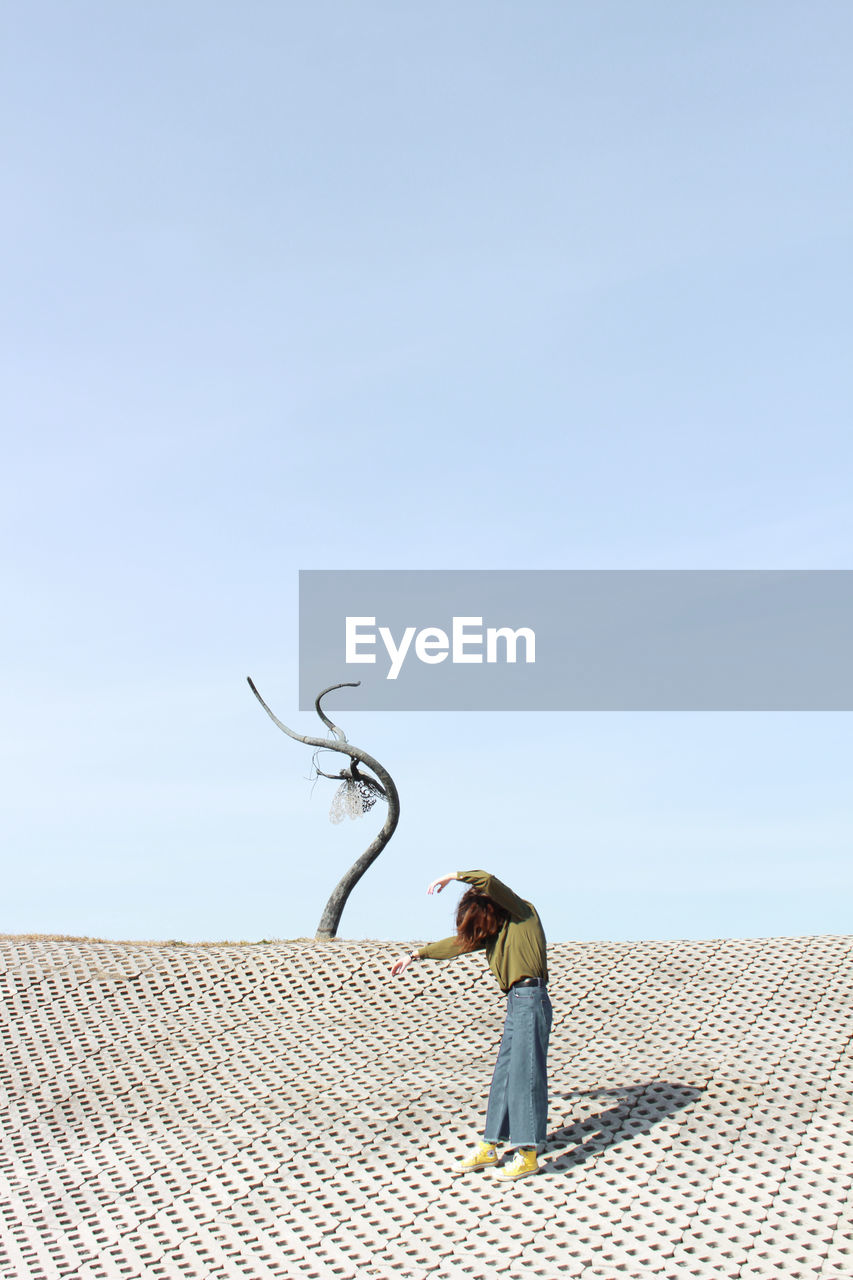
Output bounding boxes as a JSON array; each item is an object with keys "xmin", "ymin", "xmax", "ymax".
[{"xmin": 483, "ymin": 984, "xmax": 552, "ymax": 1148}]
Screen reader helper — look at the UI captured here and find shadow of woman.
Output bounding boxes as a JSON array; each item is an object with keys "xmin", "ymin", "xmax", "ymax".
[{"xmin": 542, "ymin": 1080, "xmax": 702, "ymax": 1172}]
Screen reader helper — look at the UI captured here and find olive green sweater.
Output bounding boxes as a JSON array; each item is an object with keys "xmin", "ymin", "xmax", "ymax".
[{"xmin": 417, "ymin": 870, "xmax": 548, "ymax": 993}]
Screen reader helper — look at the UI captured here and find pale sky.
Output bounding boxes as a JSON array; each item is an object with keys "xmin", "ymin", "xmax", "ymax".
[{"xmin": 2, "ymin": 2, "xmax": 851, "ymax": 945}]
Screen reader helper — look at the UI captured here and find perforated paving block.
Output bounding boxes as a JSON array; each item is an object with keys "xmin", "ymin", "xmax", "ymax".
[{"xmin": 2, "ymin": 934, "xmax": 852, "ymax": 1278}]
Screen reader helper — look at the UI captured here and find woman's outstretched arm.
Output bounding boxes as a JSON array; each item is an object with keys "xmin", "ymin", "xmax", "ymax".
[
  {"xmin": 389, "ymin": 871, "xmax": 467, "ymax": 976},
  {"xmin": 390, "ymin": 950, "xmax": 422, "ymax": 976}
]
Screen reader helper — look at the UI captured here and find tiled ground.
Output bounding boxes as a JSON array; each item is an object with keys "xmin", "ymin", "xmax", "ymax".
[{"xmin": 1, "ymin": 933, "xmax": 852, "ymax": 1280}]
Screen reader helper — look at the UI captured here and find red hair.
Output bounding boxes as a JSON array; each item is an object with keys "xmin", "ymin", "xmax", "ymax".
[{"xmin": 455, "ymin": 888, "xmax": 509, "ymax": 953}]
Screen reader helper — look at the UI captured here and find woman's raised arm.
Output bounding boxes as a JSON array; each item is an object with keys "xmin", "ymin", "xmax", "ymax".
[{"xmin": 426, "ymin": 872, "xmax": 458, "ymax": 895}]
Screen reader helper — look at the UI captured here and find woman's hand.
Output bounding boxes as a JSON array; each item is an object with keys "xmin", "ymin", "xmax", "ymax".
[
  {"xmin": 427, "ymin": 873, "xmax": 457, "ymax": 895},
  {"xmin": 390, "ymin": 952, "xmax": 418, "ymax": 977}
]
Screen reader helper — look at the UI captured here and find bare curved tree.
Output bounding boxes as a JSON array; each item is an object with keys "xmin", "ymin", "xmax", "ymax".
[{"xmin": 247, "ymin": 677, "xmax": 400, "ymax": 940}]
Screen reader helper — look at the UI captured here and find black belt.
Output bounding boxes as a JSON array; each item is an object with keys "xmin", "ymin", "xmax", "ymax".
[{"xmin": 511, "ymin": 977, "xmax": 547, "ymax": 988}]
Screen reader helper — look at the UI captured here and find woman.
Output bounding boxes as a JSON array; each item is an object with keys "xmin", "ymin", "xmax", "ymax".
[{"xmin": 391, "ymin": 869, "xmax": 551, "ymax": 1181}]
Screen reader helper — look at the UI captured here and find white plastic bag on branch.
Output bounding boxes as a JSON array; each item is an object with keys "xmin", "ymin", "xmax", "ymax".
[{"xmin": 329, "ymin": 778, "xmax": 380, "ymax": 824}]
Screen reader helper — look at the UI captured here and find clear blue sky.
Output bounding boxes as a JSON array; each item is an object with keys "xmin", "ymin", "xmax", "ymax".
[{"xmin": 3, "ymin": 2, "xmax": 851, "ymax": 944}]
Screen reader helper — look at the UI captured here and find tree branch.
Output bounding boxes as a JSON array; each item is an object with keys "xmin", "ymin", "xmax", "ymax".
[{"xmin": 247, "ymin": 677, "xmax": 400, "ymax": 939}]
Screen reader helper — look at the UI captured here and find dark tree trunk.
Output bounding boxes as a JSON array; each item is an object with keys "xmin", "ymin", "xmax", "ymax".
[{"xmin": 247, "ymin": 678, "xmax": 400, "ymax": 940}]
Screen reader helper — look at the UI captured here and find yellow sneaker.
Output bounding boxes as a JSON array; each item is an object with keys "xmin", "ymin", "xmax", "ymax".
[
  {"xmin": 453, "ymin": 1141, "xmax": 500, "ymax": 1174},
  {"xmin": 495, "ymin": 1147, "xmax": 539, "ymax": 1181}
]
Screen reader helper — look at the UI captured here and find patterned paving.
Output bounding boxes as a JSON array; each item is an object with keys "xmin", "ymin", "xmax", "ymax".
[{"xmin": 1, "ymin": 933, "xmax": 852, "ymax": 1279}]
